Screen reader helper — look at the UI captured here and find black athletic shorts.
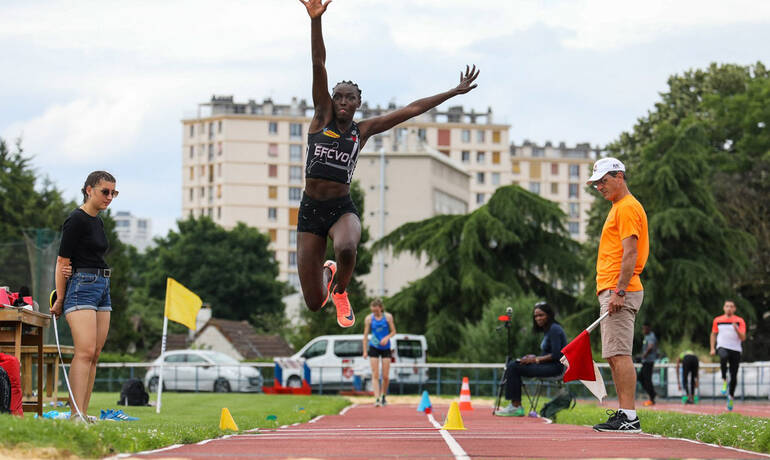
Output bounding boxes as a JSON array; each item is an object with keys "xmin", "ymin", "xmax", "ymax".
[
  {"xmin": 368, "ymin": 346, "xmax": 392, "ymax": 358},
  {"xmin": 297, "ymin": 192, "xmax": 359, "ymax": 239}
]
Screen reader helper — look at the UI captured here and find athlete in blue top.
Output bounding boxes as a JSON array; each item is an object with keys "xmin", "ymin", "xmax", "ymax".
[
  {"xmin": 362, "ymin": 299, "xmax": 396, "ymax": 407},
  {"xmin": 298, "ymin": 0, "xmax": 479, "ymax": 329}
]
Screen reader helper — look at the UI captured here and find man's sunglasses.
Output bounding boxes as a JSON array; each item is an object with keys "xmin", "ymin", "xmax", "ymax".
[{"xmin": 96, "ymin": 188, "xmax": 119, "ymax": 198}]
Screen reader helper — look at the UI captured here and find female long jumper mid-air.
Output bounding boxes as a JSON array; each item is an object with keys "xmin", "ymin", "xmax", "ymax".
[{"xmin": 298, "ymin": 0, "xmax": 479, "ymax": 327}]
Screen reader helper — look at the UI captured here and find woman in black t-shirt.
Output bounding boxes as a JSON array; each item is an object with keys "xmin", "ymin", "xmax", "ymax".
[
  {"xmin": 297, "ymin": 0, "xmax": 479, "ymax": 329},
  {"xmin": 51, "ymin": 171, "xmax": 117, "ymax": 423}
]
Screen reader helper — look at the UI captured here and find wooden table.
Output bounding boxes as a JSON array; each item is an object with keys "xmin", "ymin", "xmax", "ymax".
[
  {"xmin": 0, "ymin": 345, "xmax": 75, "ymax": 403},
  {"xmin": 0, "ymin": 308, "xmax": 50, "ymax": 415}
]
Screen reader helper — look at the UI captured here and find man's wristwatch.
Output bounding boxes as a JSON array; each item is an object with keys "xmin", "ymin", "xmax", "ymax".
[{"xmin": 616, "ymin": 289, "xmax": 626, "ymax": 297}]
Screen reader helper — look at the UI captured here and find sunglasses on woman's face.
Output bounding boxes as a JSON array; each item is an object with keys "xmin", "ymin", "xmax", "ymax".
[{"xmin": 96, "ymin": 188, "xmax": 119, "ymax": 198}]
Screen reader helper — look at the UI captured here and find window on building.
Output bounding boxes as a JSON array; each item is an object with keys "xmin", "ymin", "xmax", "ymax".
[
  {"xmin": 216, "ymin": 184, "xmax": 221, "ymax": 199},
  {"xmin": 476, "ymin": 172, "xmax": 485, "ymax": 184},
  {"xmin": 208, "ymin": 164, "xmax": 214, "ymax": 182},
  {"xmin": 492, "ymin": 130, "xmax": 501, "ymax": 143},
  {"xmin": 217, "ymin": 142, "xmax": 222, "ymax": 156},
  {"xmin": 417, "ymin": 128, "xmax": 427, "ymax": 141},
  {"xmin": 491, "ymin": 172, "xmax": 500, "ymax": 185},
  {"xmin": 529, "ymin": 182, "xmax": 541, "ymax": 195},
  {"xmin": 477, "ymin": 151, "xmax": 485, "ymax": 164},
  {"xmin": 189, "ymin": 167, "xmax": 194, "ymax": 180},
  {"xmin": 268, "ymin": 143, "xmax": 279, "ymax": 156},
  {"xmin": 533, "ymin": 147, "xmax": 544, "ymax": 157},
  {"xmin": 217, "ymin": 120, "xmax": 222, "ymax": 133},
  {"xmin": 207, "ymin": 207, "xmax": 213, "ymax": 217},
  {"xmin": 200, "ymin": 187, "xmax": 205, "ymax": 197},
  {"xmin": 268, "ymin": 207, "xmax": 277, "ymax": 220},
  {"xmin": 207, "ymin": 186, "xmax": 213, "ymax": 202},
  {"xmin": 200, "ymin": 165, "xmax": 206, "ymax": 176},
  {"xmin": 189, "ymin": 146, "xmax": 194, "ymax": 159},
  {"xmin": 569, "ymin": 183, "xmax": 579, "ymax": 198},
  {"xmin": 476, "ymin": 193, "xmax": 485, "ymax": 204},
  {"xmin": 461, "ymin": 129, "xmax": 471, "ymax": 143},
  {"xmin": 290, "ymin": 144, "xmax": 303, "ymax": 162},
  {"xmin": 569, "ymin": 202, "xmax": 580, "ymax": 218},
  {"xmin": 289, "ymin": 207, "xmax": 299, "ymax": 226},
  {"xmin": 289, "ymin": 165, "xmax": 302, "ymax": 182},
  {"xmin": 529, "ymin": 161, "xmax": 541, "ymax": 179},
  {"xmin": 208, "ymin": 143, "xmax": 214, "ymax": 160},
  {"xmin": 288, "ymin": 273, "xmax": 300, "ymax": 290},
  {"xmin": 290, "ymin": 123, "xmax": 302, "ymax": 139},
  {"xmin": 568, "ymin": 221, "xmax": 580, "ymax": 235},
  {"xmin": 189, "ymin": 188, "xmax": 193, "ymax": 201},
  {"xmin": 512, "ymin": 161, "xmax": 520, "ymax": 174},
  {"xmin": 438, "ymin": 129, "xmax": 450, "ymax": 146},
  {"xmin": 569, "ymin": 164, "xmax": 580, "ymax": 179},
  {"xmin": 289, "ymin": 187, "xmax": 302, "ymax": 201},
  {"xmin": 288, "ymin": 251, "xmax": 297, "ymax": 267},
  {"xmin": 461, "ymin": 151, "xmax": 470, "ymax": 163},
  {"xmin": 208, "ymin": 122, "xmax": 214, "ymax": 139},
  {"xmin": 289, "ymin": 230, "xmax": 297, "ymax": 246},
  {"xmin": 477, "ymin": 130, "xmax": 485, "ymax": 143},
  {"xmin": 268, "ymin": 229, "xmax": 277, "ymax": 242},
  {"xmin": 268, "ymin": 185, "xmax": 278, "ymax": 199},
  {"xmin": 269, "ymin": 122, "xmax": 278, "ymax": 134},
  {"xmin": 217, "ymin": 207, "xmax": 221, "ymax": 219},
  {"xmin": 269, "ymin": 164, "xmax": 278, "ymax": 177},
  {"xmin": 138, "ymin": 219, "xmax": 147, "ymax": 229},
  {"xmin": 189, "ymin": 125, "xmax": 194, "ymax": 137},
  {"xmin": 551, "ymin": 163, "xmax": 559, "ymax": 175},
  {"xmin": 492, "ymin": 151, "xmax": 500, "ymax": 164},
  {"xmin": 217, "ymin": 163, "xmax": 222, "ymax": 177},
  {"xmin": 551, "ymin": 183, "xmax": 559, "ymax": 195}
]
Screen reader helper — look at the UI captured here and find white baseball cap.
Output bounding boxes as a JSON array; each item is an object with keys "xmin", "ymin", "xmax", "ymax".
[{"xmin": 587, "ymin": 157, "xmax": 625, "ymax": 184}]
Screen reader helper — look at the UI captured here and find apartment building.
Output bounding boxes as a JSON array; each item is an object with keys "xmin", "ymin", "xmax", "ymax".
[
  {"xmin": 510, "ymin": 141, "xmax": 597, "ymax": 242},
  {"xmin": 356, "ymin": 129, "xmax": 470, "ymax": 296},
  {"xmin": 181, "ymin": 96, "xmax": 509, "ymax": 291},
  {"xmin": 114, "ymin": 211, "xmax": 153, "ymax": 252}
]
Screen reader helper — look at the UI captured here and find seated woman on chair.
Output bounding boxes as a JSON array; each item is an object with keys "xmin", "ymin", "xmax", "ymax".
[{"xmin": 496, "ymin": 301, "xmax": 567, "ymax": 417}]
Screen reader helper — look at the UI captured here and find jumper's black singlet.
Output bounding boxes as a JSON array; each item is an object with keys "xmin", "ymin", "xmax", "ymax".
[{"xmin": 305, "ymin": 120, "xmax": 361, "ymax": 184}]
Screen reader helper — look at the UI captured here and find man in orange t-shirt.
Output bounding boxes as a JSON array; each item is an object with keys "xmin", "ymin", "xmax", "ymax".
[{"xmin": 588, "ymin": 157, "xmax": 649, "ymax": 433}]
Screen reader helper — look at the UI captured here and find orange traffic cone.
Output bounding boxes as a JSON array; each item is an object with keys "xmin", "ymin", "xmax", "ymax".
[{"xmin": 458, "ymin": 376, "xmax": 473, "ymax": 411}]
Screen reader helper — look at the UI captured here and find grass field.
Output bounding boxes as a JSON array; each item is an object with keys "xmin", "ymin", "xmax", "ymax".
[
  {"xmin": 555, "ymin": 403, "xmax": 770, "ymax": 454},
  {"xmin": 0, "ymin": 392, "xmax": 349, "ymax": 458}
]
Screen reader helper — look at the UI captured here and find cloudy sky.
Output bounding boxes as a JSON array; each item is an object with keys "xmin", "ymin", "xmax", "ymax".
[{"xmin": 2, "ymin": 0, "xmax": 769, "ymax": 237}]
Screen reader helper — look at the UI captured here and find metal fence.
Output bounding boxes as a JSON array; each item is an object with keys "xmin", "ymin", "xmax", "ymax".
[{"xmin": 44, "ymin": 361, "xmax": 770, "ymax": 402}]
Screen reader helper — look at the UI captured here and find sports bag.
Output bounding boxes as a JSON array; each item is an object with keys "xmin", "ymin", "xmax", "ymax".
[
  {"xmin": 117, "ymin": 378, "xmax": 150, "ymax": 406},
  {"xmin": 539, "ymin": 387, "xmax": 576, "ymax": 421}
]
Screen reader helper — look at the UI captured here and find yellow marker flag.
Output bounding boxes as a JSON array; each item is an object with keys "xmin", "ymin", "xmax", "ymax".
[{"xmin": 164, "ymin": 277, "xmax": 202, "ymax": 330}]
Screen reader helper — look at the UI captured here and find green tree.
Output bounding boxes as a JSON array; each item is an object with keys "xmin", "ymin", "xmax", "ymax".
[
  {"xmin": 374, "ymin": 185, "xmax": 584, "ymax": 356},
  {"xmin": 292, "ymin": 180, "xmax": 373, "ymax": 344},
  {"xmin": 591, "ymin": 63, "xmax": 770, "ymax": 353},
  {"xmin": 143, "ymin": 217, "xmax": 287, "ymax": 323},
  {"xmin": 457, "ymin": 295, "xmax": 543, "ymax": 363}
]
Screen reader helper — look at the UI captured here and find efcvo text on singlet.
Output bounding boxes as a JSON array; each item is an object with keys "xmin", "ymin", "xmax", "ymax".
[{"xmin": 304, "ymin": 121, "xmax": 361, "ymax": 185}]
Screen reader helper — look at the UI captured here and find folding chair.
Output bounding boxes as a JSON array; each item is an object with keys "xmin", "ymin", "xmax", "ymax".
[{"xmin": 522, "ymin": 374, "xmax": 565, "ymax": 416}]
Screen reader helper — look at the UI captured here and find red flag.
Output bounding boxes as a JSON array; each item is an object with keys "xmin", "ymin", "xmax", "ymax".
[{"xmin": 561, "ymin": 330, "xmax": 596, "ymax": 382}]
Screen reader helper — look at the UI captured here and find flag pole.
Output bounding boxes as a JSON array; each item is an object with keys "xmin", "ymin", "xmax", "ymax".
[
  {"xmin": 156, "ymin": 315, "xmax": 168, "ymax": 414},
  {"xmin": 586, "ymin": 311, "xmax": 609, "ymax": 334}
]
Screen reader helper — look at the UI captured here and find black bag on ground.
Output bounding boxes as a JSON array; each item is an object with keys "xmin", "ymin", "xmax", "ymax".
[
  {"xmin": 118, "ymin": 378, "xmax": 149, "ymax": 406},
  {"xmin": 539, "ymin": 387, "xmax": 575, "ymax": 421},
  {"xmin": 0, "ymin": 366, "xmax": 11, "ymax": 414}
]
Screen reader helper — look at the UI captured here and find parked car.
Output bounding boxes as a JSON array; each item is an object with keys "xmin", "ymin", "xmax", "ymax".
[
  {"xmin": 280, "ymin": 334, "xmax": 428, "ymax": 390},
  {"xmin": 144, "ymin": 350, "xmax": 263, "ymax": 393}
]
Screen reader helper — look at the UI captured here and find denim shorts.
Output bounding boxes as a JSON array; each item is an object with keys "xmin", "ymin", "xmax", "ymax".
[{"xmin": 63, "ymin": 271, "xmax": 112, "ymax": 315}]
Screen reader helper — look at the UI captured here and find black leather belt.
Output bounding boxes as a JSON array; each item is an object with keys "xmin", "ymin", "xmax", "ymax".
[{"xmin": 74, "ymin": 267, "xmax": 111, "ymax": 278}]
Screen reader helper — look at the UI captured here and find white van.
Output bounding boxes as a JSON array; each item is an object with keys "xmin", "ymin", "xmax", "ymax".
[{"xmin": 281, "ymin": 334, "xmax": 428, "ymax": 390}]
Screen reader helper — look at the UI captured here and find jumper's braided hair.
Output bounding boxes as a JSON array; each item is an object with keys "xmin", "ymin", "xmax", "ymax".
[{"xmin": 332, "ymin": 80, "xmax": 362, "ymax": 99}]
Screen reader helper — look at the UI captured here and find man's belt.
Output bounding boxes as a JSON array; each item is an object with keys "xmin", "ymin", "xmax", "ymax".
[{"xmin": 74, "ymin": 267, "xmax": 111, "ymax": 278}]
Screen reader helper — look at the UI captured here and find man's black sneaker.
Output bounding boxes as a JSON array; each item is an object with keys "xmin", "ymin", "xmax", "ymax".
[
  {"xmin": 592, "ymin": 410, "xmax": 641, "ymax": 433},
  {"xmin": 381, "ymin": 394, "xmax": 387, "ymax": 406}
]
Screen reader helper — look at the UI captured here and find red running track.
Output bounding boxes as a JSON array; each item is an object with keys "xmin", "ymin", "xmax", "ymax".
[{"xmin": 127, "ymin": 404, "xmax": 769, "ymax": 459}]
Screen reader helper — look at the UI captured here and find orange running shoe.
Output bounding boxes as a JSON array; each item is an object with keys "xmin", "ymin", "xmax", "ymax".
[
  {"xmin": 322, "ymin": 260, "xmax": 337, "ymax": 307},
  {"xmin": 332, "ymin": 290, "xmax": 355, "ymax": 328},
  {"xmin": 643, "ymin": 400, "xmax": 655, "ymax": 406}
]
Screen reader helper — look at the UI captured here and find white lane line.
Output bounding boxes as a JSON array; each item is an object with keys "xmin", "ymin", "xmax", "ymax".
[
  {"xmin": 307, "ymin": 415, "xmax": 324, "ymax": 424},
  {"xmin": 339, "ymin": 403, "xmax": 357, "ymax": 415},
  {"xmin": 638, "ymin": 433, "xmax": 770, "ymax": 458},
  {"xmin": 426, "ymin": 413, "xmax": 469, "ymax": 460}
]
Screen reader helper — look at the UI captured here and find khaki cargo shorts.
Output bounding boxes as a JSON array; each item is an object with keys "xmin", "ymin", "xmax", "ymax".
[{"xmin": 598, "ymin": 289, "xmax": 644, "ymax": 358}]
